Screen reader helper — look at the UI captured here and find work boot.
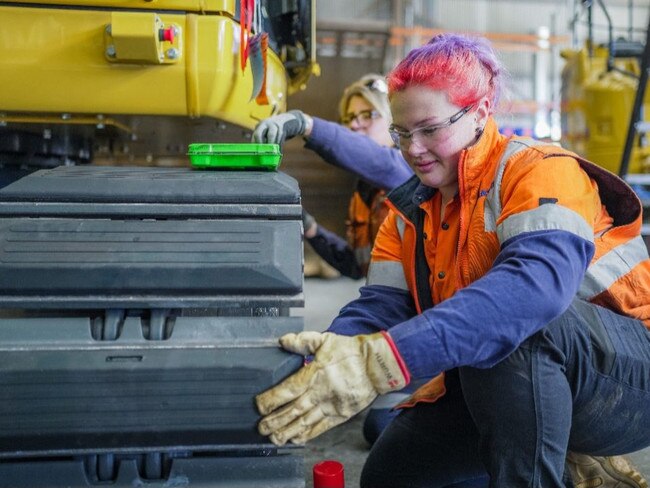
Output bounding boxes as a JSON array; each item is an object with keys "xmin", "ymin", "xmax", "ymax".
[{"xmin": 566, "ymin": 452, "xmax": 648, "ymax": 488}]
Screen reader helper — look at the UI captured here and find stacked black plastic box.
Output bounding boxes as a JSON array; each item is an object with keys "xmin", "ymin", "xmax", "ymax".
[{"xmin": 0, "ymin": 165, "xmax": 305, "ymax": 487}]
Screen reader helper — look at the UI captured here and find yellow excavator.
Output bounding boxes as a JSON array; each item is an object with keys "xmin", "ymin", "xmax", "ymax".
[
  {"xmin": 0, "ymin": 3, "xmax": 316, "ymax": 486},
  {"xmin": 0, "ymin": 0, "xmax": 318, "ymax": 172},
  {"xmin": 560, "ymin": 0, "xmax": 650, "ymax": 176}
]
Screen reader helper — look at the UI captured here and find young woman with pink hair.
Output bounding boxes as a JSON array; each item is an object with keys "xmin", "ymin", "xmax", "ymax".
[{"xmin": 257, "ymin": 33, "xmax": 650, "ymax": 487}]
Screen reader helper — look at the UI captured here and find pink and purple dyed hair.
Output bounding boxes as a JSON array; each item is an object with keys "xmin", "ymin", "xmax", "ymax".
[{"xmin": 387, "ymin": 34, "xmax": 505, "ymax": 113}]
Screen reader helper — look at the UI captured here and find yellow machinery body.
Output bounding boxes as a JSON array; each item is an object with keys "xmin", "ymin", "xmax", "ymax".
[
  {"xmin": 0, "ymin": 0, "xmax": 318, "ymax": 165},
  {"xmin": 561, "ymin": 43, "xmax": 650, "ymax": 175}
]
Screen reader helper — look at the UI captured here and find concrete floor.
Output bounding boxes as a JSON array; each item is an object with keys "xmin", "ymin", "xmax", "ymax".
[
  {"xmin": 296, "ymin": 276, "xmax": 369, "ymax": 488},
  {"xmin": 296, "ymin": 276, "xmax": 650, "ymax": 488}
]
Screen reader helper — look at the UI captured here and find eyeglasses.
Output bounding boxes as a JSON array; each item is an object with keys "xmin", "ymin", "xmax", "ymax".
[
  {"xmin": 341, "ymin": 109, "xmax": 381, "ymax": 127},
  {"xmin": 389, "ymin": 105, "xmax": 473, "ymax": 148}
]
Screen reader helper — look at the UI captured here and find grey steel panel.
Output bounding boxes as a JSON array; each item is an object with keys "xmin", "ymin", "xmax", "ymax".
[
  {"xmin": 0, "ymin": 294, "xmax": 304, "ymax": 310},
  {"xmin": 0, "ymin": 218, "xmax": 303, "ymax": 309},
  {"xmin": 0, "ymin": 316, "xmax": 303, "ymax": 457},
  {"xmin": 0, "ymin": 453, "xmax": 304, "ymax": 487},
  {"xmin": 0, "ymin": 166, "xmax": 300, "ymax": 205},
  {"xmin": 0, "ymin": 201, "xmax": 302, "ymax": 219}
]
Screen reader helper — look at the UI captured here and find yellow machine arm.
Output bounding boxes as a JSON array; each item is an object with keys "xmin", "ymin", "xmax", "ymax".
[{"xmin": 0, "ymin": 0, "xmax": 318, "ymax": 165}]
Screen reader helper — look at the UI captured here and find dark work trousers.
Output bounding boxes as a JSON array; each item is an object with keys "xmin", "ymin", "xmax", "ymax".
[{"xmin": 360, "ymin": 300, "xmax": 650, "ymax": 488}]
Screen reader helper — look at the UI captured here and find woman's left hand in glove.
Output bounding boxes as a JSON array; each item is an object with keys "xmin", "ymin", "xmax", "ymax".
[{"xmin": 255, "ymin": 331, "xmax": 410, "ymax": 446}]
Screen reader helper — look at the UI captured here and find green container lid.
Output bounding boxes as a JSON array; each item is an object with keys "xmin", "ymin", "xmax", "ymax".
[{"xmin": 188, "ymin": 143, "xmax": 282, "ymax": 170}]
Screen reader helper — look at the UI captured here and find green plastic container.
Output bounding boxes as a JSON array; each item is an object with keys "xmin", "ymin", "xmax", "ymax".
[{"xmin": 188, "ymin": 143, "xmax": 282, "ymax": 170}]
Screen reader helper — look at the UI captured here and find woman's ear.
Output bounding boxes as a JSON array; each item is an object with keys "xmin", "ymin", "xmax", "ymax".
[{"xmin": 474, "ymin": 97, "xmax": 491, "ymax": 130}]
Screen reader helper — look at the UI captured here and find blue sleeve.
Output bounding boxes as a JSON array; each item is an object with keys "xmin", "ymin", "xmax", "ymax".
[
  {"xmin": 305, "ymin": 118, "xmax": 413, "ymax": 191},
  {"xmin": 307, "ymin": 225, "xmax": 363, "ymax": 280},
  {"xmin": 326, "ymin": 284, "xmax": 417, "ymax": 336},
  {"xmin": 389, "ymin": 230, "xmax": 594, "ymax": 379}
]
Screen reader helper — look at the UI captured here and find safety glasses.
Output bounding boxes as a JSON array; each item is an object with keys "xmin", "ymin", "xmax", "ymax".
[{"xmin": 389, "ymin": 105, "xmax": 473, "ymax": 148}]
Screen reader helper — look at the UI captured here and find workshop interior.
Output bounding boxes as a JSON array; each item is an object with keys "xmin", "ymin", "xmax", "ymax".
[{"xmin": 0, "ymin": 1, "xmax": 649, "ymax": 487}]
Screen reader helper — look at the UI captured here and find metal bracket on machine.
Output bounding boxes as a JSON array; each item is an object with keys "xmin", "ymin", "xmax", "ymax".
[
  {"xmin": 91, "ymin": 308, "xmax": 175, "ymax": 341},
  {"xmin": 83, "ymin": 452, "xmax": 173, "ymax": 483},
  {"xmin": 91, "ymin": 308, "xmax": 126, "ymax": 340},
  {"xmin": 104, "ymin": 12, "xmax": 182, "ymax": 64}
]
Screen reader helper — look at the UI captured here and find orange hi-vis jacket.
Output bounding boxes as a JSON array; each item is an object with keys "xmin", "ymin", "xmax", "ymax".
[
  {"xmin": 366, "ymin": 117, "xmax": 650, "ymax": 406},
  {"xmin": 346, "ymin": 180, "xmax": 390, "ymax": 277}
]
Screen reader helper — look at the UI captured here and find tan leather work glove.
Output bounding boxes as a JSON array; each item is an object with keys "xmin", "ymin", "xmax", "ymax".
[{"xmin": 255, "ymin": 331, "xmax": 410, "ymax": 446}]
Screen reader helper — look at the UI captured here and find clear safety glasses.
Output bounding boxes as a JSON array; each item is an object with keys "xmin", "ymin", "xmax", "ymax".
[
  {"xmin": 389, "ymin": 105, "xmax": 473, "ymax": 148},
  {"xmin": 341, "ymin": 109, "xmax": 381, "ymax": 127}
]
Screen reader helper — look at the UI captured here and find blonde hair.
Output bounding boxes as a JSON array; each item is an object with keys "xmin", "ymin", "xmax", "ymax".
[{"xmin": 338, "ymin": 74, "xmax": 391, "ymax": 123}]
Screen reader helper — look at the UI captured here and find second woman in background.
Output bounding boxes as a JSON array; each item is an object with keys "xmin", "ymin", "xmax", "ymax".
[{"xmin": 253, "ymin": 73, "xmax": 412, "ymax": 279}]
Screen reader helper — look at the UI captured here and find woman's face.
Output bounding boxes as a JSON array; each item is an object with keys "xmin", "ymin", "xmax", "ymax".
[
  {"xmin": 390, "ymin": 85, "xmax": 486, "ymax": 197},
  {"xmin": 343, "ymin": 95, "xmax": 393, "ymax": 147}
]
